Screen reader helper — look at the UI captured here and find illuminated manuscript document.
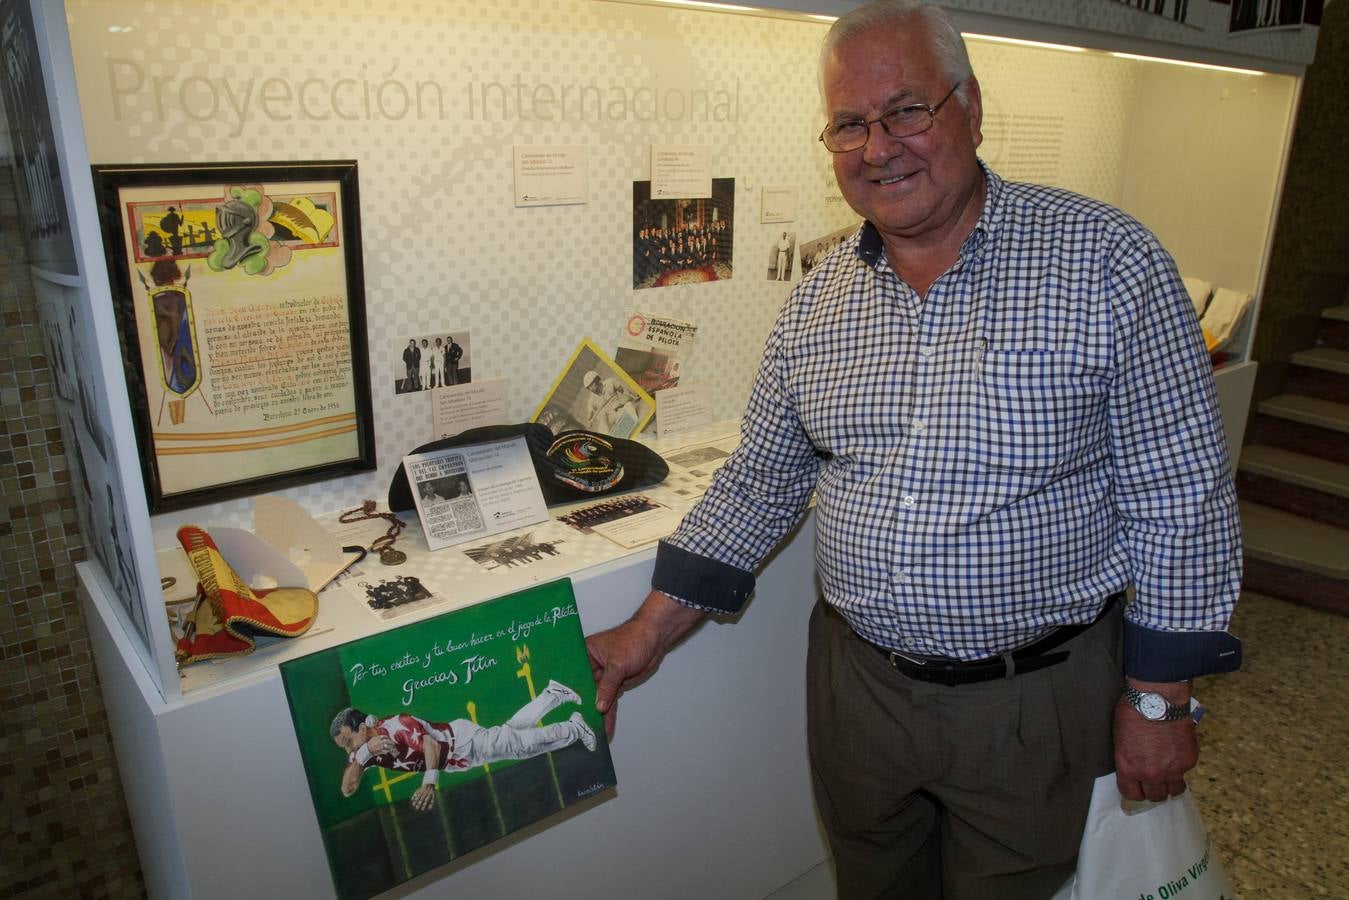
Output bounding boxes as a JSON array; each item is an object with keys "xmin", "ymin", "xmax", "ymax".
[{"xmin": 95, "ymin": 162, "xmax": 374, "ymax": 510}]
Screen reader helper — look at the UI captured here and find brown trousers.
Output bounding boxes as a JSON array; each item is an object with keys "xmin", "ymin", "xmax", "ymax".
[{"xmin": 806, "ymin": 599, "xmax": 1123, "ymax": 900}]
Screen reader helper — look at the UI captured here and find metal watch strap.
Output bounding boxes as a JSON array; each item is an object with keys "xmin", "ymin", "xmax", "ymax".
[{"xmin": 1122, "ymin": 684, "xmax": 1192, "ymax": 722}]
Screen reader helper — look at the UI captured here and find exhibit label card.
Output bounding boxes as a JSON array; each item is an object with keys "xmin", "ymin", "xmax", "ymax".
[
  {"xmin": 513, "ymin": 145, "xmax": 588, "ymax": 207},
  {"xmin": 656, "ymin": 382, "xmax": 714, "ymax": 439},
  {"xmin": 431, "ymin": 376, "xmax": 510, "ymax": 440},
  {"xmin": 761, "ymin": 185, "xmax": 798, "ymax": 223},
  {"xmin": 651, "ymin": 144, "xmax": 712, "ymax": 199},
  {"xmin": 589, "ymin": 499, "xmax": 683, "ymax": 549},
  {"xmin": 280, "ymin": 578, "xmax": 616, "ymax": 900},
  {"xmin": 404, "ymin": 436, "xmax": 548, "ymax": 551}
]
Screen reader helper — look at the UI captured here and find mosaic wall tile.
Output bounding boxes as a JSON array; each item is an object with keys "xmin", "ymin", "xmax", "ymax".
[{"xmin": 0, "ymin": 163, "xmax": 144, "ymax": 898}]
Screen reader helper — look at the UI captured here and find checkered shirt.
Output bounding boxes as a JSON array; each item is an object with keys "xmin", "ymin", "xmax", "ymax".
[{"xmin": 655, "ymin": 165, "xmax": 1241, "ymax": 675}]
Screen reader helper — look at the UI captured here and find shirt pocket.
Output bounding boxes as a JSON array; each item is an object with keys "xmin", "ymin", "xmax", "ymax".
[{"xmin": 970, "ymin": 348, "xmax": 1102, "ymax": 470}]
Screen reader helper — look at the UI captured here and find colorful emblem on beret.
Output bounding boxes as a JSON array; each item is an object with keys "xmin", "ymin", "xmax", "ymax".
[{"xmin": 546, "ymin": 432, "xmax": 624, "ymax": 493}]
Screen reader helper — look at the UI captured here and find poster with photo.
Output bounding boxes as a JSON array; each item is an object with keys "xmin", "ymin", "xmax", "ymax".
[
  {"xmin": 632, "ymin": 177, "xmax": 734, "ymax": 289},
  {"xmin": 281, "ymin": 579, "xmax": 616, "ymax": 900},
  {"xmin": 532, "ymin": 339, "xmax": 655, "ymax": 438},
  {"xmin": 614, "ymin": 310, "xmax": 698, "ymax": 396},
  {"xmin": 394, "ymin": 329, "xmax": 471, "ymax": 395}
]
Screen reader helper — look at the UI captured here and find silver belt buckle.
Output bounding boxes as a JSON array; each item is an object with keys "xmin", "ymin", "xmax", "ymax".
[{"xmin": 889, "ymin": 649, "xmax": 930, "ymax": 667}]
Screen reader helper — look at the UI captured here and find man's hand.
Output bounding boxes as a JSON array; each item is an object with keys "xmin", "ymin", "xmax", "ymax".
[
  {"xmin": 1113, "ymin": 678, "xmax": 1198, "ymax": 802},
  {"xmin": 410, "ymin": 785, "xmax": 436, "ymax": 811},
  {"xmin": 586, "ymin": 590, "xmax": 706, "ymax": 738},
  {"xmin": 364, "ymin": 734, "xmax": 395, "ymax": 757},
  {"xmin": 340, "ymin": 762, "xmax": 363, "ymax": 798}
]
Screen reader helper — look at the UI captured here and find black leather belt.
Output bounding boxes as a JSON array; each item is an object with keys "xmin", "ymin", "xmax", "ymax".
[{"xmin": 860, "ymin": 593, "xmax": 1124, "ymax": 687}]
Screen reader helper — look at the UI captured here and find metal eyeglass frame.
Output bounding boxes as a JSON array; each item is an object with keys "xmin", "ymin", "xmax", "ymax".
[{"xmin": 819, "ymin": 82, "xmax": 963, "ymax": 153}]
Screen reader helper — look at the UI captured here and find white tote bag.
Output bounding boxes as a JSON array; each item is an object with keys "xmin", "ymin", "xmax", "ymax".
[{"xmin": 1053, "ymin": 773, "xmax": 1236, "ymax": 900}]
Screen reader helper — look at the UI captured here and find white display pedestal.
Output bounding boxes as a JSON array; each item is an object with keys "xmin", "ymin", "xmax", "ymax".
[
  {"xmin": 84, "ymin": 516, "xmax": 829, "ymax": 900},
  {"xmin": 1213, "ymin": 360, "xmax": 1259, "ymax": 470}
]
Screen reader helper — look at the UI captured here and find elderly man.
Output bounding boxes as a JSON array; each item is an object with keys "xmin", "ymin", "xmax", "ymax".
[{"xmin": 586, "ymin": 2, "xmax": 1242, "ymax": 898}]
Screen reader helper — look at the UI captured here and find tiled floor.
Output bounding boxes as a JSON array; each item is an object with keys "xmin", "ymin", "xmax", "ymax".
[
  {"xmin": 768, "ymin": 591, "xmax": 1349, "ymax": 900},
  {"xmin": 1190, "ymin": 592, "xmax": 1349, "ymax": 898}
]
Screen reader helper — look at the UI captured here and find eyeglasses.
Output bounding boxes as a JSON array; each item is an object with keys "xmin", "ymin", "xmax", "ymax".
[{"xmin": 819, "ymin": 82, "xmax": 963, "ymax": 153}]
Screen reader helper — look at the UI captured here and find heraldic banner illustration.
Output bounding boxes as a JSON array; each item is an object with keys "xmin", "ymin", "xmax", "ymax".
[{"xmin": 281, "ymin": 579, "xmax": 616, "ymax": 900}]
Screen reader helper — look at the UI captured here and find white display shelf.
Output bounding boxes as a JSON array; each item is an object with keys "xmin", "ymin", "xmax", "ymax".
[{"xmin": 167, "ymin": 421, "xmax": 744, "ymax": 696}]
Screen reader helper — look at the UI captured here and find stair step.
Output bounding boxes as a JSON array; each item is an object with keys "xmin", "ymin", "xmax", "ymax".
[
  {"xmin": 1239, "ymin": 445, "xmax": 1349, "ymax": 499},
  {"xmin": 1256, "ymin": 394, "xmax": 1349, "ymax": 435},
  {"xmin": 1291, "ymin": 346, "xmax": 1349, "ymax": 375},
  {"xmin": 1319, "ymin": 318, "xmax": 1349, "ymax": 351},
  {"xmin": 1240, "ymin": 501, "xmax": 1349, "ymax": 580},
  {"xmin": 1324, "ymin": 304, "xmax": 1349, "ymax": 322}
]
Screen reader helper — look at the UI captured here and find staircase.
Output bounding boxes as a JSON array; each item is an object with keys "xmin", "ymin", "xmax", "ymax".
[{"xmin": 1237, "ymin": 304, "xmax": 1349, "ymax": 615}]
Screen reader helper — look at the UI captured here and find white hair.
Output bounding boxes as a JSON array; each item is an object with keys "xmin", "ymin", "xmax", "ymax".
[{"xmin": 819, "ymin": 1, "xmax": 975, "ymax": 108}]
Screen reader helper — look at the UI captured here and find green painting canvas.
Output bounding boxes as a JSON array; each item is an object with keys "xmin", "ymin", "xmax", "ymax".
[{"xmin": 281, "ymin": 578, "xmax": 616, "ymax": 900}]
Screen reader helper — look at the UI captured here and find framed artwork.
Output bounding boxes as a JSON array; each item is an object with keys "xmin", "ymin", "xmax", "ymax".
[
  {"xmin": 281, "ymin": 578, "xmax": 615, "ymax": 900},
  {"xmin": 92, "ymin": 161, "xmax": 376, "ymax": 511}
]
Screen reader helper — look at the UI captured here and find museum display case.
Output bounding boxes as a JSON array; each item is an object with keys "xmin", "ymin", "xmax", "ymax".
[{"xmin": 10, "ymin": 0, "xmax": 1316, "ymax": 894}]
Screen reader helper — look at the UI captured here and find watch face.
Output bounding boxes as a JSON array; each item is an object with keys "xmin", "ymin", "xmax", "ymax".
[{"xmin": 1138, "ymin": 692, "xmax": 1168, "ymax": 720}]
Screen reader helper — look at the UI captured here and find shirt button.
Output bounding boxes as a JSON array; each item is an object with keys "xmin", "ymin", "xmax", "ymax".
[
  {"xmin": 896, "ymin": 570, "xmax": 911, "ymax": 585},
  {"xmin": 919, "ymin": 345, "xmax": 935, "ymax": 358},
  {"xmin": 902, "ymin": 495, "xmax": 916, "ymax": 508},
  {"xmin": 911, "ymin": 419, "xmax": 926, "ymax": 433}
]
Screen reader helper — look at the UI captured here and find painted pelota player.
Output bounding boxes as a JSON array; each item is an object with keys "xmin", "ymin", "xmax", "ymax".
[{"xmin": 331, "ymin": 679, "xmax": 597, "ymax": 811}]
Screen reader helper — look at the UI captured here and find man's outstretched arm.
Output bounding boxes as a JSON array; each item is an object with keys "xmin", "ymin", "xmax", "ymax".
[
  {"xmin": 410, "ymin": 737, "xmax": 441, "ymax": 811},
  {"xmin": 586, "ymin": 590, "xmax": 707, "ymax": 738},
  {"xmin": 340, "ymin": 761, "xmax": 364, "ymax": 798}
]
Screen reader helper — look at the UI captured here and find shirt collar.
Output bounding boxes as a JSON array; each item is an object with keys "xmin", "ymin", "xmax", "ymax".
[{"xmin": 853, "ymin": 159, "xmax": 1003, "ymax": 269}]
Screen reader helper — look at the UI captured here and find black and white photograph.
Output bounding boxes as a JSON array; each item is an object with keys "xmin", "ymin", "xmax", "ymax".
[
  {"xmin": 1229, "ymin": 0, "xmax": 1306, "ymax": 31},
  {"xmin": 356, "ymin": 574, "xmax": 437, "ymax": 620},
  {"xmin": 417, "ymin": 473, "xmax": 473, "ymax": 503},
  {"xmin": 532, "ymin": 338, "xmax": 654, "ymax": 438},
  {"xmin": 462, "ymin": 531, "xmax": 567, "ymax": 570},
  {"xmin": 0, "ymin": 0, "xmax": 78, "ymax": 275},
  {"xmin": 667, "ymin": 445, "xmax": 731, "ymax": 469},
  {"xmin": 1109, "ymin": 0, "xmax": 1197, "ymax": 27},
  {"xmin": 556, "ymin": 494, "xmax": 664, "ymax": 534},
  {"xmin": 766, "ymin": 231, "xmax": 797, "ymax": 282},
  {"xmin": 798, "ymin": 225, "xmax": 856, "ymax": 278},
  {"xmin": 394, "ymin": 329, "xmax": 472, "ymax": 395},
  {"xmin": 37, "ymin": 301, "xmax": 75, "ymax": 401},
  {"xmin": 632, "ymin": 177, "xmax": 735, "ymax": 290}
]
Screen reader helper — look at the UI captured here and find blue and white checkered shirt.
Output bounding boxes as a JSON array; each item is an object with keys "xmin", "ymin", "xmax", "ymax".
[{"xmin": 653, "ymin": 165, "xmax": 1242, "ymax": 681}]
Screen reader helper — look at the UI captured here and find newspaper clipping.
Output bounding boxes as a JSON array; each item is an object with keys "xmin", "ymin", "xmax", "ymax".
[
  {"xmin": 403, "ymin": 437, "xmax": 548, "ymax": 551},
  {"xmin": 615, "ymin": 310, "xmax": 698, "ymax": 396}
]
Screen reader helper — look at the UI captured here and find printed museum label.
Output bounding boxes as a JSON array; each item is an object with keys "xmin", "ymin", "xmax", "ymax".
[
  {"xmin": 404, "ymin": 436, "xmax": 549, "ymax": 551},
  {"xmin": 513, "ymin": 144, "xmax": 588, "ymax": 207}
]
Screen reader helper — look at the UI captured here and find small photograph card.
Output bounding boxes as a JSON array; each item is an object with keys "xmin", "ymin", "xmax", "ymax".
[{"xmin": 404, "ymin": 436, "xmax": 548, "ymax": 551}]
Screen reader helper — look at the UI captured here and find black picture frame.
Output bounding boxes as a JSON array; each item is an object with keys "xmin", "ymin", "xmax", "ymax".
[{"xmin": 92, "ymin": 160, "xmax": 376, "ymax": 512}]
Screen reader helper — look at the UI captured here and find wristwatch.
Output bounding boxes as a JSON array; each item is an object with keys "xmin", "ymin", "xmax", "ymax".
[{"xmin": 1122, "ymin": 684, "xmax": 1192, "ymax": 722}]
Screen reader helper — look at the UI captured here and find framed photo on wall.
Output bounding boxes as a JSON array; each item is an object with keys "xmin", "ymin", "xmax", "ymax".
[{"xmin": 92, "ymin": 161, "xmax": 376, "ymax": 511}]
